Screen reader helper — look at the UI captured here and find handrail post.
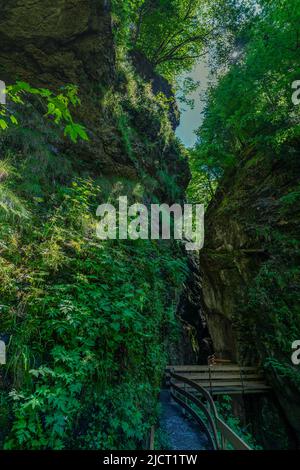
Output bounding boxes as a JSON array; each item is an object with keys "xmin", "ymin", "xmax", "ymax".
[
  {"xmin": 208, "ymin": 364, "xmax": 213, "ymax": 396},
  {"xmin": 221, "ymin": 433, "xmax": 226, "ymax": 450},
  {"xmin": 183, "ymin": 381, "xmax": 187, "ymax": 416},
  {"xmin": 149, "ymin": 426, "xmax": 155, "ymax": 451},
  {"xmin": 170, "ymin": 367, "xmax": 175, "ymax": 404},
  {"xmin": 169, "ymin": 370, "xmax": 252, "ymax": 451}
]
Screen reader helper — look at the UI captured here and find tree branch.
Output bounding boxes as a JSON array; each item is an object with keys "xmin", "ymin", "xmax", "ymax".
[
  {"xmin": 156, "ymin": 51, "xmax": 208, "ymax": 65},
  {"xmin": 154, "ymin": 30, "xmax": 213, "ymax": 65}
]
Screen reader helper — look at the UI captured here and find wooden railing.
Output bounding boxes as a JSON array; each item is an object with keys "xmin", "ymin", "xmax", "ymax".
[
  {"xmin": 169, "ymin": 370, "xmax": 252, "ymax": 451},
  {"xmin": 166, "ymin": 364, "xmax": 270, "ymax": 395}
]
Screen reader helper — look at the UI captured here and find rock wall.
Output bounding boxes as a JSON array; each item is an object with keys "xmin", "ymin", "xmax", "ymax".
[
  {"xmin": 175, "ymin": 254, "xmax": 213, "ymax": 365},
  {"xmin": 0, "ymin": 0, "xmax": 114, "ymax": 88},
  {"xmin": 0, "ymin": 0, "xmax": 191, "ymax": 450},
  {"xmin": 200, "ymin": 149, "xmax": 300, "ymax": 446},
  {"xmin": 0, "ymin": 0, "xmax": 189, "ymax": 193}
]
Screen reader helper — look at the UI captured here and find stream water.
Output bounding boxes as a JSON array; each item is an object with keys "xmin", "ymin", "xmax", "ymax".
[{"xmin": 159, "ymin": 390, "xmax": 212, "ymax": 450}]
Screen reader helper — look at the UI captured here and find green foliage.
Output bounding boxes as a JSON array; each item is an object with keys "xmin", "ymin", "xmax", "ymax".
[
  {"xmin": 188, "ymin": 392, "xmax": 260, "ymax": 450},
  {"xmin": 0, "ymin": 50, "xmax": 188, "ymax": 449},
  {"xmin": 153, "ymin": 427, "xmax": 171, "ymax": 450},
  {"xmin": 0, "ymin": 166, "xmax": 187, "ymax": 449},
  {"xmin": 235, "ymin": 227, "xmax": 300, "ymax": 388},
  {"xmin": 279, "ymin": 185, "xmax": 300, "ymax": 208},
  {"xmin": 186, "ymin": 0, "xmax": 300, "ymax": 447},
  {"xmin": 101, "ymin": 59, "xmax": 184, "ymax": 202},
  {"xmin": 216, "ymin": 396, "xmax": 262, "ymax": 450},
  {"xmin": 5, "ymin": 0, "xmax": 299, "ymax": 451},
  {"xmin": 187, "ymin": 148, "xmax": 219, "ymax": 206},
  {"xmin": 194, "ymin": 0, "xmax": 300, "ymax": 164},
  {"xmin": 0, "ymin": 82, "xmax": 88, "ymax": 143},
  {"xmin": 111, "ymin": 0, "xmax": 146, "ymax": 48},
  {"xmin": 112, "ymin": 0, "xmax": 231, "ymax": 81},
  {"xmin": 134, "ymin": 0, "xmax": 210, "ymax": 79},
  {"xmin": 188, "ymin": 0, "xmax": 300, "ymax": 203}
]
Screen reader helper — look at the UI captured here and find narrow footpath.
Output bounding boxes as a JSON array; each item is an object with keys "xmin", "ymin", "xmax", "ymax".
[{"xmin": 159, "ymin": 390, "xmax": 212, "ymax": 450}]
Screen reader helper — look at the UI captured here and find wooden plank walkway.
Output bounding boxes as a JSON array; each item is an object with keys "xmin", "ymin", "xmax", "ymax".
[
  {"xmin": 168, "ymin": 370, "xmax": 253, "ymax": 450},
  {"xmin": 166, "ymin": 364, "xmax": 271, "ymax": 395}
]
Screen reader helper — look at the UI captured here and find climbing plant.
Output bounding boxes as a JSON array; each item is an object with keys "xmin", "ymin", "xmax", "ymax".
[{"xmin": 0, "ymin": 81, "xmax": 88, "ymax": 142}]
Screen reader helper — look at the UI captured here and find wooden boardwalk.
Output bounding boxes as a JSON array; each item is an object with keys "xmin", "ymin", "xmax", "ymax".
[
  {"xmin": 166, "ymin": 363, "xmax": 271, "ymax": 395},
  {"xmin": 162, "ymin": 362, "xmax": 271, "ymax": 449}
]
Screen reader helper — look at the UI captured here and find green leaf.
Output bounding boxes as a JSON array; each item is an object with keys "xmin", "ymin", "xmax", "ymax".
[
  {"xmin": 10, "ymin": 115, "xmax": 18, "ymax": 125},
  {"xmin": 0, "ymin": 119, "xmax": 8, "ymax": 130}
]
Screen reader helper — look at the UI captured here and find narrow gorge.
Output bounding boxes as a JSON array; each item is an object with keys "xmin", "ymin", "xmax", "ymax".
[{"xmin": 0, "ymin": 0, "xmax": 299, "ymax": 453}]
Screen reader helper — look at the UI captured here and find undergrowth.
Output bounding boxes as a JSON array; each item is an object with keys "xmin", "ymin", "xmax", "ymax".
[{"xmin": 0, "ymin": 60, "xmax": 188, "ymax": 449}]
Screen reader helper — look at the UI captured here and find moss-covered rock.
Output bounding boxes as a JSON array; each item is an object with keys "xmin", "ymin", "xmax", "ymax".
[
  {"xmin": 0, "ymin": 1, "xmax": 190, "ymax": 450},
  {"xmin": 200, "ymin": 148, "xmax": 300, "ymax": 446},
  {"xmin": 0, "ymin": 0, "xmax": 114, "ymax": 87}
]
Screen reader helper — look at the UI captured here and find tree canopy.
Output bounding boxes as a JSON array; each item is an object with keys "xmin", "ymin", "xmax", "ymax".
[
  {"xmin": 189, "ymin": 0, "xmax": 300, "ymax": 203},
  {"xmin": 112, "ymin": 0, "xmax": 247, "ymax": 80}
]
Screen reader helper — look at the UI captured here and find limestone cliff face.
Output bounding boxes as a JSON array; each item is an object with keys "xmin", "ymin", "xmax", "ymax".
[
  {"xmin": 0, "ymin": 0, "xmax": 121, "ymax": 176},
  {"xmin": 200, "ymin": 150, "xmax": 300, "ymax": 444},
  {"xmin": 130, "ymin": 50, "xmax": 180, "ymax": 131},
  {"xmin": 175, "ymin": 254, "xmax": 213, "ymax": 365},
  {"xmin": 0, "ymin": 0, "xmax": 189, "ymax": 196},
  {"xmin": 0, "ymin": 0, "xmax": 190, "ymax": 450},
  {"xmin": 0, "ymin": 0, "xmax": 114, "ymax": 88}
]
